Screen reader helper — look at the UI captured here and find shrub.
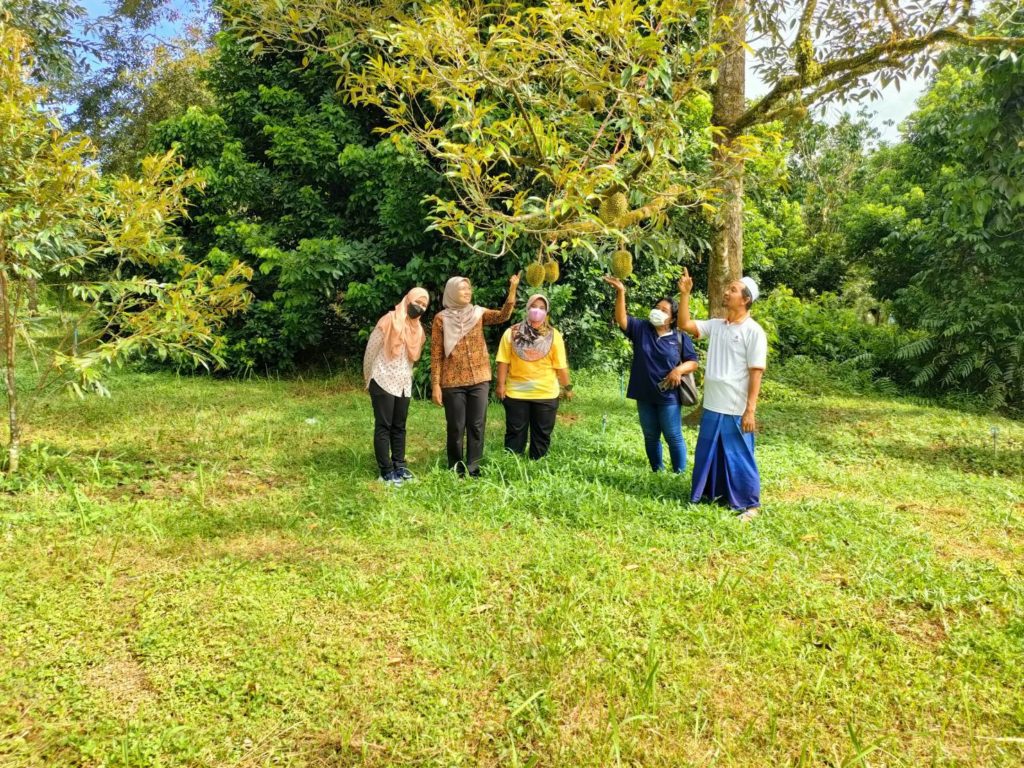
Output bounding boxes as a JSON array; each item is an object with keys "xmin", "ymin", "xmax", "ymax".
[{"xmin": 755, "ymin": 287, "xmax": 925, "ymax": 392}]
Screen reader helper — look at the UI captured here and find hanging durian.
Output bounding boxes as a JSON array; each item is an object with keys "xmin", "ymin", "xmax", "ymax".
[
  {"xmin": 526, "ymin": 261, "xmax": 546, "ymax": 287},
  {"xmin": 544, "ymin": 257, "xmax": 560, "ymax": 284},
  {"xmin": 599, "ymin": 190, "xmax": 629, "ymax": 226},
  {"xmin": 611, "ymin": 248, "xmax": 633, "ymax": 280}
]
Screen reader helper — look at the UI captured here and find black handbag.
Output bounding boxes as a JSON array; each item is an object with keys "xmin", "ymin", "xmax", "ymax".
[{"xmin": 676, "ymin": 331, "xmax": 699, "ymax": 406}]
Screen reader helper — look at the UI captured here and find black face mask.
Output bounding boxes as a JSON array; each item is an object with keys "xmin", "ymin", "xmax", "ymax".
[{"xmin": 407, "ymin": 303, "xmax": 425, "ymax": 318}]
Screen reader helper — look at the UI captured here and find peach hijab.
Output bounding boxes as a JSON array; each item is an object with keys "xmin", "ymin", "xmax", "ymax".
[{"xmin": 375, "ymin": 287, "xmax": 429, "ymax": 363}]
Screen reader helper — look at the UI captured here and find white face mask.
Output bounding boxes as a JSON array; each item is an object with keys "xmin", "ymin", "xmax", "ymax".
[{"xmin": 649, "ymin": 308, "xmax": 669, "ymax": 327}]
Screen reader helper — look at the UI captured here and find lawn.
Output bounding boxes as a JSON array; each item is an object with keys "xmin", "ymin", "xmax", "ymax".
[{"xmin": 1, "ymin": 366, "xmax": 1022, "ymax": 767}]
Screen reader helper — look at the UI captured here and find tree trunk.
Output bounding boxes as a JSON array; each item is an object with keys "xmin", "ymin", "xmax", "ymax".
[
  {"xmin": 0, "ymin": 269, "xmax": 19, "ymax": 474},
  {"xmin": 27, "ymin": 277, "xmax": 39, "ymax": 316},
  {"xmin": 709, "ymin": 0, "xmax": 747, "ymax": 318}
]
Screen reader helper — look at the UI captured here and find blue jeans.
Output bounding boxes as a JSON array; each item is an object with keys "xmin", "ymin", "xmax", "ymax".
[{"xmin": 636, "ymin": 400, "xmax": 686, "ymax": 473}]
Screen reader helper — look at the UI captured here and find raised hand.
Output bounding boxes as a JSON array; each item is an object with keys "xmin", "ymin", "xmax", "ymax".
[
  {"xmin": 602, "ymin": 275, "xmax": 626, "ymax": 292},
  {"xmin": 509, "ymin": 272, "xmax": 521, "ymax": 291},
  {"xmin": 678, "ymin": 267, "xmax": 693, "ymax": 296}
]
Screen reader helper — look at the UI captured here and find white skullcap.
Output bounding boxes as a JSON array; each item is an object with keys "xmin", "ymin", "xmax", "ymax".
[{"xmin": 740, "ymin": 276, "xmax": 759, "ymax": 302}]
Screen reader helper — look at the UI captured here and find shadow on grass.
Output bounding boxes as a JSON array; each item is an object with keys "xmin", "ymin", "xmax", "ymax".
[{"xmin": 874, "ymin": 437, "xmax": 1024, "ymax": 477}]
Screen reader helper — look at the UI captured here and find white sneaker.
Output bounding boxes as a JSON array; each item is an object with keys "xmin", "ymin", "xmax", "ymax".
[{"xmin": 737, "ymin": 508, "xmax": 759, "ymax": 522}]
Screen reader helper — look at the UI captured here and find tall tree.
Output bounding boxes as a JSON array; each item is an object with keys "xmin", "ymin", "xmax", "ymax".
[
  {"xmin": 841, "ymin": 35, "xmax": 1024, "ymax": 409},
  {"xmin": 222, "ymin": 0, "xmax": 739, "ymax": 276},
  {"xmin": 68, "ymin": 0, "xmax": 216, "ymax": 171}
]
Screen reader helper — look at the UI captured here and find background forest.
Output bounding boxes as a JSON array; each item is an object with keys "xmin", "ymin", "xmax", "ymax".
[{"xmin": 9, "ymin": 0, "xmax": 1021, "ymax": 411}]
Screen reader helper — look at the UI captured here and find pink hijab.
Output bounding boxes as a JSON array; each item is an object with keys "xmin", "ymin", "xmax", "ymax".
[{"xmin": 375, "ymin": 287, "xmax": 429, "ymax": 363}]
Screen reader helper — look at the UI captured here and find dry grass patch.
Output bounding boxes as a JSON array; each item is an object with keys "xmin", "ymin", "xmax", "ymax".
[
  {"xmin": 896, "ymin": 500, "xmax": 1023, "ymax": 573},
  {"xmin": 82, "ymin": 647, "xmax": 157, "ymax": 717}
]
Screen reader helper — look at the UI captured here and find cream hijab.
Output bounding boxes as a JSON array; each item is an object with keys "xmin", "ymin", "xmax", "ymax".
[{"xmin": 439, "ymin": 276, "xmax": 486, "ymax": 357}]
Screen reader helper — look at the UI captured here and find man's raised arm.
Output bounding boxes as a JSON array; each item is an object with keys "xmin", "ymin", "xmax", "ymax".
[{"xmin": 677, "ymin": 268, "xmax": 699, "ymax": 336}]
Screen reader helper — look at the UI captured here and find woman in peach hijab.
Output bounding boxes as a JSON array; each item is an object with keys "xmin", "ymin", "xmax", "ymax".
[{"xmin": 363, "ymin": 287, "xmax": 430, "ymax": 485}]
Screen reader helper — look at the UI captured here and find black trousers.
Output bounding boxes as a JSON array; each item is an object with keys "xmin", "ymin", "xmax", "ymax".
[
  {"xmin": 503, "ymin": 397, "xmax": 559, "ymax": 460},
  {"xmin": 369, "ymin": 379, "xmax": 410, "ymax": 475},
  {"xmin": 442, "ymin": 382, "xmax": 489, "ymax": 475}
]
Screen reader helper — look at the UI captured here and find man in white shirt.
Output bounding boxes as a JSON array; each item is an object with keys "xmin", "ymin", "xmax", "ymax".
[{"xmin": 677, "ymin": 269, "xmax": 767, "ymax": 521}]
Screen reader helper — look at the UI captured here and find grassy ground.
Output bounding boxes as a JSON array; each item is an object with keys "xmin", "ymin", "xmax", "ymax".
[{"xmin": 0, "ymin": 366, "xmax": 1022, "ymax": 767}]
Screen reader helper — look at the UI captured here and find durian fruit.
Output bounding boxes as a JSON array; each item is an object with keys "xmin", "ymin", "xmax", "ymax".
[
  {"xmin": 576, "ymin": 91, "xmax": 606, "ymax": 112},
  {"xmin": 544, "ymin": 258, "xmax": 560, "ymax": 284},
  {"xmin": 599, "ymin": 190, "xmax": 629, "ymax": 226},
  {"xmin": 526, "ymin": 261, "xmax": 546, "ymax": 287},
  {"xmin": 611, "ymin": 248, "xmax": 633, "ymax": 280}
]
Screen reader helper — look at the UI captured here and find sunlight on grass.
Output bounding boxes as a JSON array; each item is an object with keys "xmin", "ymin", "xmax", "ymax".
[{"xmin": 1, "ymin": 368, "xmax": 1022, "ymax": 766}]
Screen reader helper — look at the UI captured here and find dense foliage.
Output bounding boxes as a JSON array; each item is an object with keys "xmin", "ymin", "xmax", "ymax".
[
  {"xmin": 854, "ymin": 50, "xmax": 1024, "ymax": 409},
  {"xmin": 14, "ymin": 2, "xmax": 1012, "ymax": 410},
  {"xmin": 152, "ymin": 32, "xmax": 707, "ymax": 374}
]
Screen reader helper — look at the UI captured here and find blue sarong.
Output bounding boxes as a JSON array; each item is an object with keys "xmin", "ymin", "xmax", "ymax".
[{"xmin": 690, "ymin": 409, "xmax": 760, "ymax": 510}]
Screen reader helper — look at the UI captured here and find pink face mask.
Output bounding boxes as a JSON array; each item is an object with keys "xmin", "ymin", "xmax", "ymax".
[{"xmin": 528, "ymin": 307, "xmax": 547, "ymax": 324}]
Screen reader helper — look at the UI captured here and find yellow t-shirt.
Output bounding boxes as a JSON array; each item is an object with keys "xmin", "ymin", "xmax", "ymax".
[{"xmin": 496, "ymin": 327, "xmax": 568, "ymax": 400}]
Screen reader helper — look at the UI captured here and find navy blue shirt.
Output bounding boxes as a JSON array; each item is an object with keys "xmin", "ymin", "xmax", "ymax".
[{"xmin": 623, "ymin": 316, "xmax": 698, "ymax": 405}]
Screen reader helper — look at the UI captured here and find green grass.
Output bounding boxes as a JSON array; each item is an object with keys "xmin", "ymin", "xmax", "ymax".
[{"xmin": 1, "ymin": 366, "xmax": 1022, "ymax": 767}]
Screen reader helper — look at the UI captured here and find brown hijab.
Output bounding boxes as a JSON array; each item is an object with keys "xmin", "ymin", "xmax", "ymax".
[{"xmin": 511, "ymin": 294, "xmax": 554, "ymax": 362}]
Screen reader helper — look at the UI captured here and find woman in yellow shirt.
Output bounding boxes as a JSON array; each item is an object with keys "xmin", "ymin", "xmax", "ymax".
[{"xmin": 495, "ymin": 294, "xmax": 572, "ymax": 459}]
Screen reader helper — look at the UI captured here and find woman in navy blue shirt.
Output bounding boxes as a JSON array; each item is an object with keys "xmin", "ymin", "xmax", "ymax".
[{"xmin": 602, "ymin": 275, "xmax": 699, "ymax": 473}]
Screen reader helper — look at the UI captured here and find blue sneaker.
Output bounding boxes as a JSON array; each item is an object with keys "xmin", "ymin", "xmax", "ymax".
[
  {"xmin": 378, "ymin": 469, "xmax": 403, "ymax": 487},
  {"xmin": 393, "ymin": 465, "xmax": 415, "ymax": 482}
]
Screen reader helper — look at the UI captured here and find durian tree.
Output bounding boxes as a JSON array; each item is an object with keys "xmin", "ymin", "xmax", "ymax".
[
  {"xmin": 224, "ymin": 0, "xmax": 1024, "ymax": 311},
  {"xmin": 223, "ymin": 0, "xmax": 753, "ymax": 286}
]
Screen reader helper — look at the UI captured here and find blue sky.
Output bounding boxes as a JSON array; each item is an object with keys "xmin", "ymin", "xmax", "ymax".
[{"xmin": 77, "ymin": 0, "xmax": 196, "ymax": 42}]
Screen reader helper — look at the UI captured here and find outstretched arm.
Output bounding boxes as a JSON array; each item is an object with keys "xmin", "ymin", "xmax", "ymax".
[
  {"xmin": 602, "ymin": 275, "xmax": 628, "ymax": 331},
  {"xmin": 484, "ymin": 272, "xmax": 521, "ymax": 324},
  {"xmin": 677, "ymin": 268, "xmax": 699, "ymax": 336}
]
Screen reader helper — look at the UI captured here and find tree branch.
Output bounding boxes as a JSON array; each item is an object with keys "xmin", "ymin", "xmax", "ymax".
[
  {"xmin": 798, "ymin": 0, "xmax": 818, "ymax": 42},
  {"xmin": 876, "ymin": 0, "xmax": 904, "ymax": 37},
  {"xmin": 733, "ymin": 28, "xmax": 1024, "ymax": 134}
]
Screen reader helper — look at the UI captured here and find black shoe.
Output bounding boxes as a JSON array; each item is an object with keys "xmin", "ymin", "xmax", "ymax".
[
  {"xmin": 377, "ymin": 467, "xmax": 402, "ymax": 486},
  {"xmin": 393, "ymin": 464, "xmax": 415, "ymax": 481}
]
